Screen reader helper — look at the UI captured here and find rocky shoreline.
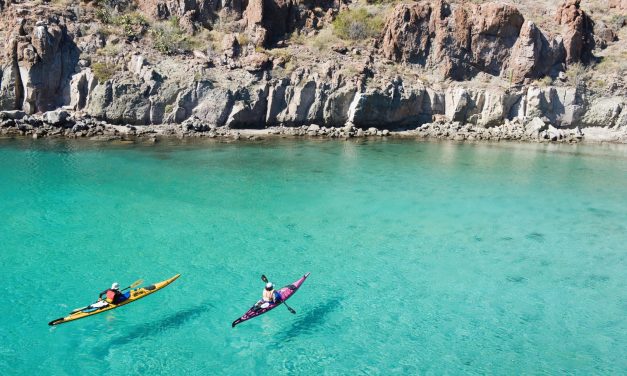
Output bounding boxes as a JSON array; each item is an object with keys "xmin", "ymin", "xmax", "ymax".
[
  {"xmin": 2, "ymin": 109, "xmax": 626, "ymax": 144},
  {"xmin": 1, "ymin": 0, "xmax": 627, "ymax": 147}
]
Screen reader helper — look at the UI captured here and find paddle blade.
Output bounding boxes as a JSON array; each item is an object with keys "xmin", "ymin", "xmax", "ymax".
[
  {"xmin": 129, "ymin": 279, "xmax": 143, "ymax": 289},
  {"xmin": 261, "ymin": 275, "xmax": 268, "ymax": 283},
  {"xmin": 287, "ymin": 306, "xmax": 296, "ymax": 314}
]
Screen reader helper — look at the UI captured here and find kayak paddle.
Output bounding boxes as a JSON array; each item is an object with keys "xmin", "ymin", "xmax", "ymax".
[
  {"xmin": 261, "ymin": 274, "xmax": 296, "ymax": 314},
  {"xmin": 70, "ymin": 279, "xmax": 143, "ymax": 313},
  {"xmin": 283, "ymin": 301, "xmax": 297, "ymax": 314}
]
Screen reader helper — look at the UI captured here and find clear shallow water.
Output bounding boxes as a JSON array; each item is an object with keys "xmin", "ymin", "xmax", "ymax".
[{"xmin": 1, "ymin": 137, "xmax": 626, "ymax": 375}]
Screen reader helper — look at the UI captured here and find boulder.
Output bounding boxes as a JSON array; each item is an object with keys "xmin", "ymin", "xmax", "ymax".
[
  {"xmin": 242, "ymin": 53, "xmax": 271, "ymax": 72},
  {"xmin": 243, "ymin": 0, "xmax": 294, "ymax": 46},
  {"xmin": 525, "ymin": 117, "xmax": 547, "ymax": 136},
  {"xmin": 43, "ymin": 110, "xmax": 70, "ymax": 126},
  {"xmin": 0, "ymin": 110, "xmax": 26, "ymax": 120}
]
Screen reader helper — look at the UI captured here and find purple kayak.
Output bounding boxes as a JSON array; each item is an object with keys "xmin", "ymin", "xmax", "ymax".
[{"xmin": 232, "ymin": 272, "xmax": 311, "ymax": 327}]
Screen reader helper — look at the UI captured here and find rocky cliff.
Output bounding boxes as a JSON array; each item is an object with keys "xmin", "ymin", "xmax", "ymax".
[{"xmin": 0, "ymin": 0, "xmax": 626, "ymax": 141}]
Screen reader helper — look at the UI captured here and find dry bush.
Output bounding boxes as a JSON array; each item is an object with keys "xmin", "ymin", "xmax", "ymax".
[
  {"xmin": 91, "ymin": 62, "xmax": 118, "ymax": 82},
  {"xmin": 332, "ymin": 8, "xmax": 384, "ymax": 40}
]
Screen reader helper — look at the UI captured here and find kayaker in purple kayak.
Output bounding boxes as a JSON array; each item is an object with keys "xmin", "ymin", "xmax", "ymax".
[
  {"xmin": 261, "ymin": 281, "xmax": 281, "ymax": 305},
  {"xmin": 232, "ymin": 273, "xmax": 310, "ymax": 327}
]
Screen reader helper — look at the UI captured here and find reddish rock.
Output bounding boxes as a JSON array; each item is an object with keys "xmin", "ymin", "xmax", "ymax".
[
  {"xmin": 242, "ymin": 52, "xmax": 271, "ymax": 72},
  {"xmin": 609, "ymin": 0, "xmax": 627, "ymax": 12},
  {"xmin": 555, "ymin": 0, "xmax": 595, "ymax": 64},
  {"xmin": 381, "ymin": 2, "xmax": 437, "ymax": 65},
  {"xmin": 136, "ymin": 0, "xmax": 221, "ymax": 25},
  {"xmin": 243, "ymin": 0, "xmax": 293, "ymax": 46},
  {"xmin": 505, "ymin": 21, "xmax": 565, "ymax": 83},
  {"xmin": 179, "ymin": 11, "xmax": 197, "ymax": 34},
  {"xmin": 382, "ymin": 1, "xmax": 524, "ymax": 80}
]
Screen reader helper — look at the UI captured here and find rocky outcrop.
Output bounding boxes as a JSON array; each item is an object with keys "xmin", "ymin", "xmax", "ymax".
[
  {"xmin": 381, "ymin": 2, "xmax": 440, "ymax": 66},
  {"xmin": 0, "ymin": 42, "xmax": 22, "ymax": 110},
  {"xmin": 555, "ymin": 0, "xmax": 595, "ymax": 65},
  {"xmin": 245, "ymin": 0, "xmax": 293, "ymax": 45},
  {"xmin": 382, "ymin": 0, "xmax": 598, "ymax": 83},
  {"xmin": 382, "ymin": 1, "xmax": 526, "ymax": 80},
  {"xmin": 136, "ymin": 0, "xmax": 338, "ymax": 47},
  {"xmin": 20, "ymin": 23, "xmax": 79, "ymax": 113},
  {"xmin": 0, "ymin": 11, "xmax": 79, "ymax": 114},
  {"xmin": 63, "ymin": 49, "xmax": 624, "ymax": 135},
  {"xmin": 136, "ymin": 0, "xmax": 221, "ymax": 26},
  {"xmin": 505, "ymin": 21, "xmax": 565, "ymax": 83}
]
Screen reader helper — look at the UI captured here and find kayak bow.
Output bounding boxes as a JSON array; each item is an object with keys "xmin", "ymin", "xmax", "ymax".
[
  {"xmin": 232, "ymin": 272, "xmax": 310, "ymax": 328},
  {"xmin": 48, "ymin": 274, "xmax": 180, "ymax": 326}
]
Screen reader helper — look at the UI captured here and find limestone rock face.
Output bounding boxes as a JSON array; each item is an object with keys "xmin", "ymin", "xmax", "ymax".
[
  {"xmin": 68, "ymin": 69, "xmax": 97, "ymax": 111},
  {"xmin": 555, "ymin": 0, "xmax": 595, "ymax": 65},
  {"xmin": 581, "ymin": 98, "xmax": 624, "ymax": 128},
  {"xmin": 226, "ymin": 85, "xmax": 269, "ymax": 128},
  {"xmin": 0, "ymin": 62, "xmax": 20, "ymax": 111},
  {"xmin": 2, "ymin": 20, "xmax": 79, "ymax": 114},
  {"xmin": 87, "ymin": 81, "xmax": 151, "ymax": 125}
]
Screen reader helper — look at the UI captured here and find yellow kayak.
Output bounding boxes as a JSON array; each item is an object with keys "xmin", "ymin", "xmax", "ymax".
[{"xmin": 48, "ymin": 274, "xmax": 180, "ymax": 326}]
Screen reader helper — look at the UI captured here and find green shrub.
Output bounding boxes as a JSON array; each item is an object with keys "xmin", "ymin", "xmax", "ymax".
[
  {"xmin": 95, "ymin": 7, "xmax": 113, "ymax": 24},
  {"xmin": 236, "ymin": 33, "xmax": 251, "ymax": 47},
  {"xmin": 92, "ymin": 62, "xmax": 117, "ymax": 82},
  {"xmin": 537, "ymin": 75, "xmax": 553, "ymax": 87},
  {"xmin": 332, "ymin": 8, "xmax": 384, "ymax": 40},
  {"xmin": 565, "ymin": 63, "xmax": 587, "ymax": 85},
  {"xmin": 151, "ymin": 23, "xmax": 197, "ymax": 54},
  {"xmin": 311, "ymin": 28, "xmax": 340, "ymax": 51},
  {"xmin": 96, "ymin": 6, "xmax": 148, "ymax": 39},
  {"xmin": 114, "ymin": 12, "xmax": 149, "ymax": 39},
  {"xmin": 609, "ymin": 14, "xmax": 626, "ymax": 29}
]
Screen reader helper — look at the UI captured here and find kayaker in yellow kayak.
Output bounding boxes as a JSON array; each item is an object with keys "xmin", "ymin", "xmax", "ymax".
[{"xmin": 98, "ymin": 282, "xmax": 129, "ymax": 304}]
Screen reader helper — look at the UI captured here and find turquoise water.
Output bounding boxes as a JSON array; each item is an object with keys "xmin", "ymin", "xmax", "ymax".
[{"xmin": 1, "ymin": 137, "xmax": 626, "ymax": 375}]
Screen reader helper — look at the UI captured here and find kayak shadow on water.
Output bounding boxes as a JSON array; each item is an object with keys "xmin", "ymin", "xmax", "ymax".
[
  {"xmin": 273, "ymin": 298, "xmax": 342, "ymax": 343},
  {"xmin": 91, "ymin": 302, "xmax": 213, "ymax": 357}
]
